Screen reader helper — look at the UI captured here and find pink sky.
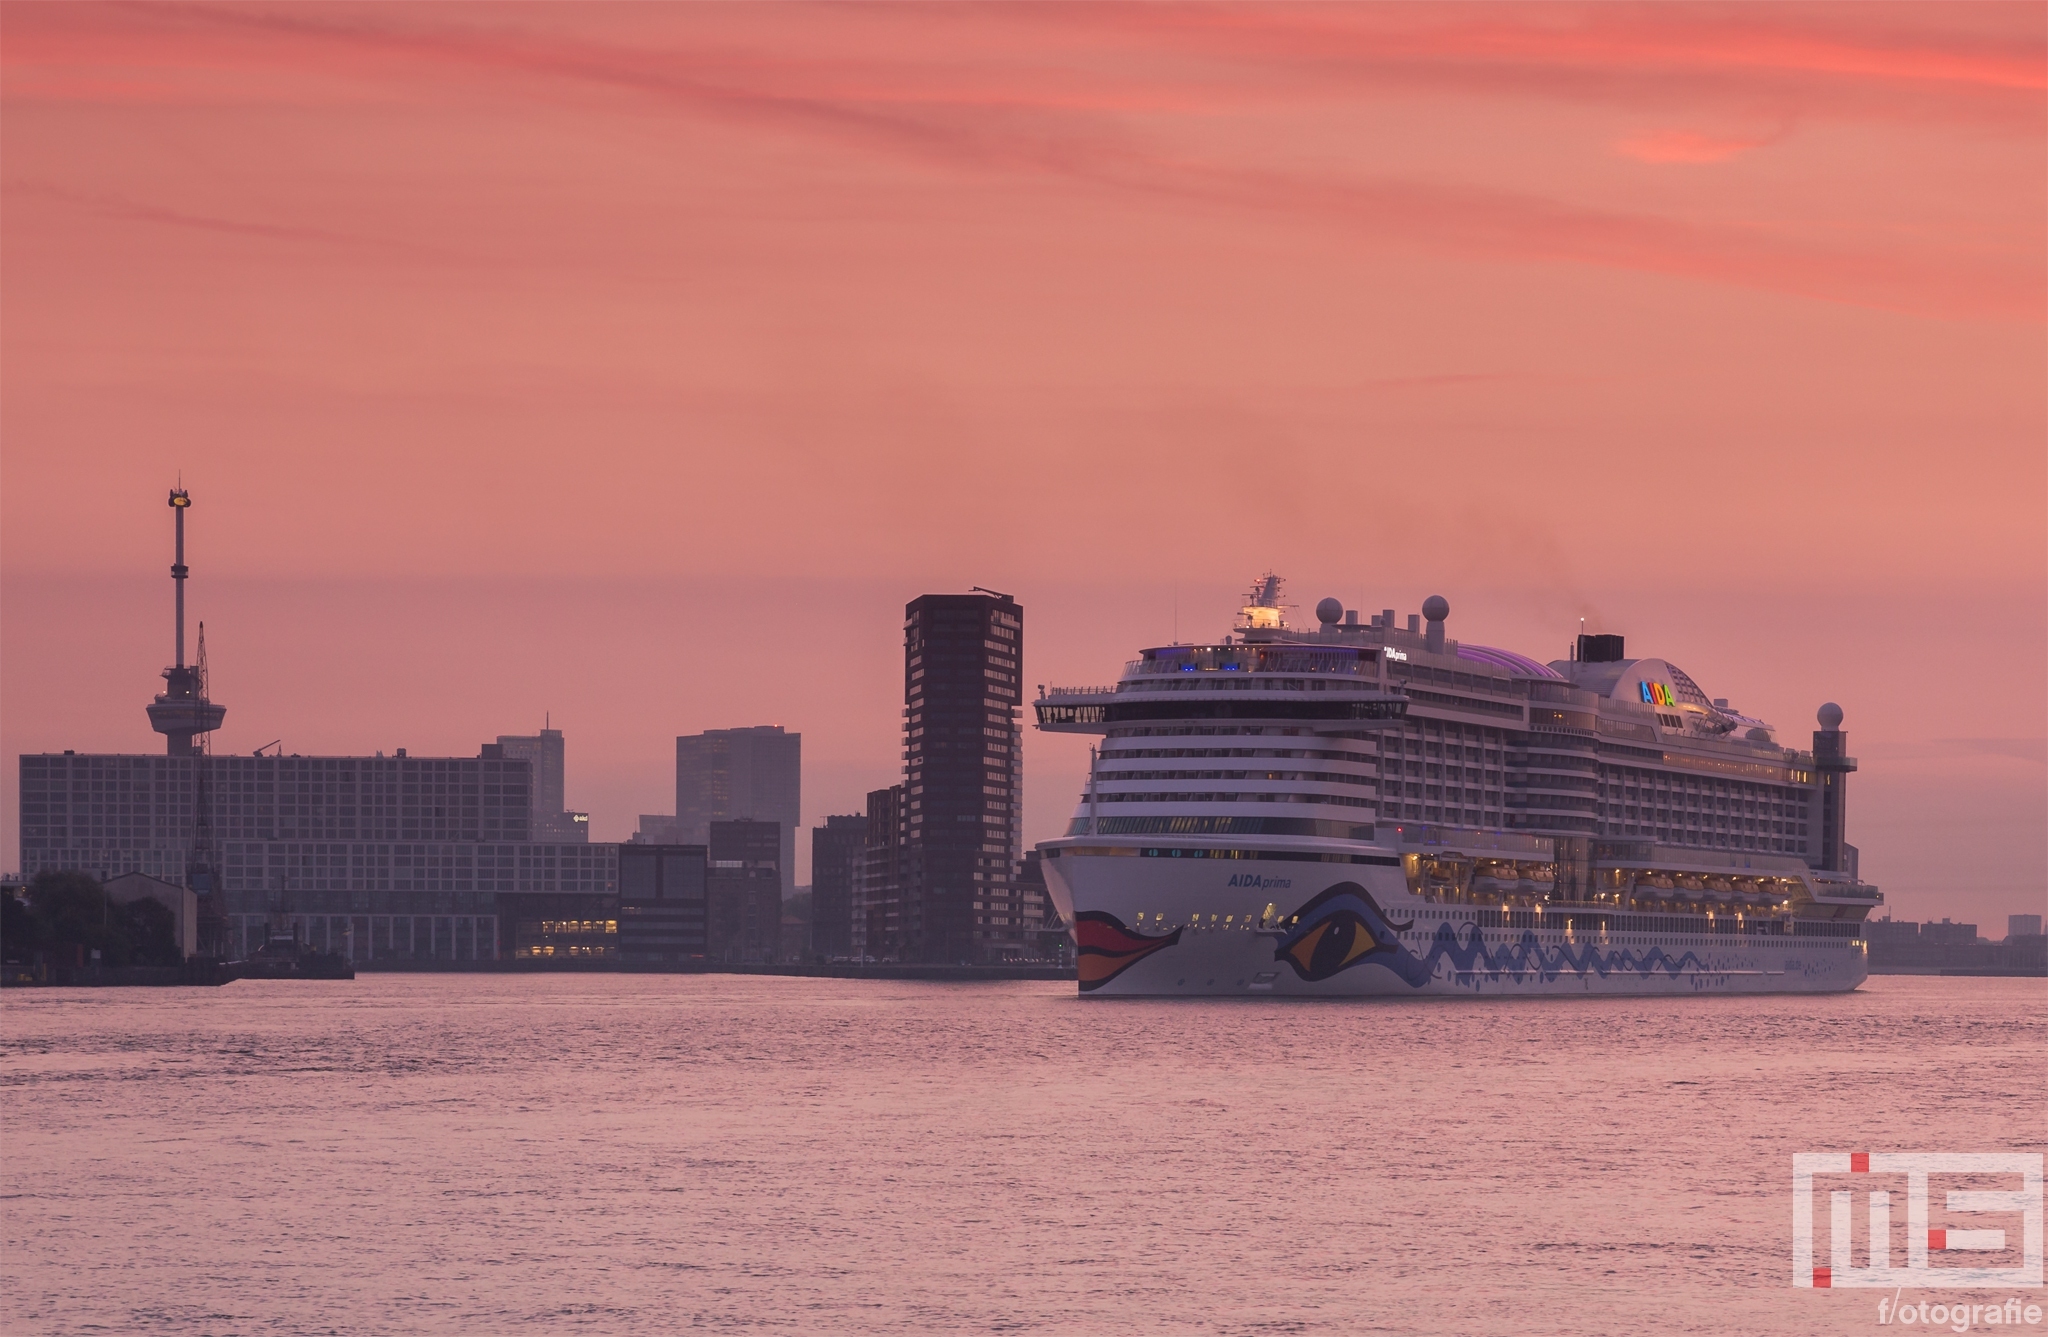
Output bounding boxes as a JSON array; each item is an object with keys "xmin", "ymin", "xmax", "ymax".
[{"xmin": 3, "ymin": 3, "xmax": 2042, "ymax": 924}]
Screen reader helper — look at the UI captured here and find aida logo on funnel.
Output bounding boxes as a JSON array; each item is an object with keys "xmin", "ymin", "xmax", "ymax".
[{"xmin": 1793, "ymin": 1153, "xmax": 2043, "ymax": 1290}]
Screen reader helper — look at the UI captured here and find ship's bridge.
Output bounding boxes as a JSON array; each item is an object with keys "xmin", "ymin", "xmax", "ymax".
[{"xmin": 1035, "ymin": 641, "xmax": 1406, "ymax": 733}]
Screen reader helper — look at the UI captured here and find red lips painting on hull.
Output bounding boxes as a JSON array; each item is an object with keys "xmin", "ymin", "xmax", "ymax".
[{"xmin": 1074, "ymin": 911, "xmax": 1182, "ymax": 992}]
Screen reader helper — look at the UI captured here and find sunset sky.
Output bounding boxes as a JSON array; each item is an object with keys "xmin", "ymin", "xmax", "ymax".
[{"xmin": 3, "ymin": 3, "xmax": 2042, "ymax": 925}]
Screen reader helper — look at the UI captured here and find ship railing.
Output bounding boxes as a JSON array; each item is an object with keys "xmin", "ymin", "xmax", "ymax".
[
  {"xmin": 1123, "ymin": 653, "xmax": 1378, "ymax": 678},
  {"xmin": 1040, "ymin": 685, "xmax": 1119, "ymax": 698}
]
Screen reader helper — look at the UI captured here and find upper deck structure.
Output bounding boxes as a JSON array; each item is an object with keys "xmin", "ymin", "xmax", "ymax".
[{"xmin": 1037, "ymin": 577, "xmax": 1878, "ymax": 920}]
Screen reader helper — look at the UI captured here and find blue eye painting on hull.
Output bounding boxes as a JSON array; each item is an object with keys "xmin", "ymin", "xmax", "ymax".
[{"xmin": 1271, "ymin": 883, "xmax": 1429, "ymax": 986}]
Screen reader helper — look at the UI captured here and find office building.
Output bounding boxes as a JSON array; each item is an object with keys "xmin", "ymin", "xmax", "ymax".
[
  {"xmin": 636, "ymin": 815, "xmax": 681, "ymax": 844},
  {"xmin": 1006, "ymin": 849, "xmax": 1064, "ymax": 963},
  {"xmin": 2011, "ymin": 915, "xmax": 2044, "ymax": 940},
  {"xmin": 707, "ymin": 819, "xmax": 781, "ymax": 962},
  {"xmin": 497, "ymin": 725, "xmax": 590, "ymax": 842},
  {"xmin": 780, "ymin": 904, "xmax": 809, "ymax": 963},
  {"xmin": 617, "ymin": 843, "xmax": 708, "ymax": 965},
  {"xmin": 809, "ymin": 814, "xmax": 866, "ymax": 959},
  {"xmin": 901, "ymin": 591, "xmax": 1022, "ymax": 963},
  {"xmin": 676, "ymin": 726, "xmax": 800, "ymax": 895},
  {"xmin": 500, "ymin": 889, "xmax": 619, "ymax": 960},
  {"xmin": 853, "ymin": 784, "xmax": 907, "ymax": 961}
]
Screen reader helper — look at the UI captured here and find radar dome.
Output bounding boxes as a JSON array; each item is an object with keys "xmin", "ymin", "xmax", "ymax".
[
  {"xmin": 1422, "ymin": 595, "xmax": 1449, "ymax": 622},
  {"xmin": 1817, "ymin": 702, "xmax": 1844, "ymax": 730},
  {"xmin": 1315, "ymin": 597, "xmax": 1343, "ymax": 625}
]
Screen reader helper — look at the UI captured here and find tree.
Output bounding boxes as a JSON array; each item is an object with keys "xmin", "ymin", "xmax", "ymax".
[
  {"xmin": 112, "ymin": 896, "xmax": 182, "ymax": 967},
  {"xmin": 27, "ymin": 871, "xmax": 107, "ymax": 951},
  {"xmin": 12, "ymin": 871, "xmax": 183, "ymax": 967},
  {"xmin": 1, "ymin": 889, "xmax": 38, "ymax": 960}
]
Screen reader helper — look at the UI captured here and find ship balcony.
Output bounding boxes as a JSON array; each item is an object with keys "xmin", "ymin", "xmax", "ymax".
[
  {"xmin": 1806, "ymin": 880, "xmax": 1882, "ymax": 903},
  {"xmin": 1035, "ymin": 685, "xmax": 1407, "ymax": 734},
  {"xmin": 1126, "ymin": 645, "xmax": 1380, "ymax": 678}
]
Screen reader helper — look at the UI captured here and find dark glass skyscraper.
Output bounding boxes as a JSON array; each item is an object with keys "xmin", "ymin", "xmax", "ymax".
[
  {"xmin": 810, "ymin": 813, "xmax": 866, "ymax": 959},
  {"xmin": 901, "ymin": 591, "xmax": 1022, "ymax": 963}
]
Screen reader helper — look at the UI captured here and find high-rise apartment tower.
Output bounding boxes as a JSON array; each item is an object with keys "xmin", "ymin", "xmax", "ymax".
[{"xmin": 902, "ymin": 591, "xmax": 1022, "ymax": 962}]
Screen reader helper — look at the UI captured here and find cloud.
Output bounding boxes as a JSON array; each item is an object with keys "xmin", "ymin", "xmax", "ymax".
[
  {"xmin": 1087, "ymin": 6, "xmax": 2048, "ymax": 119},
  {"xmin": 5, "ymin": 182, "xmax": 432, "ymax": 254},
  {"xmin": 3, "ymin": 4, "xmax": 2039, "ymax": 319},
  {"xmin": 1613, "ymin": 128, "xmax": 1785, "ymax": 164}
]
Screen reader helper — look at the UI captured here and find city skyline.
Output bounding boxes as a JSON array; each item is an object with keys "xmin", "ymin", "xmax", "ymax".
[
  {"xmin": 2, "ymin": 4, "xmax": 2041, "ymax": 929},
  {"xmin": 5, "ymin": 555, "xmax": 2044, "ymax": 929}
]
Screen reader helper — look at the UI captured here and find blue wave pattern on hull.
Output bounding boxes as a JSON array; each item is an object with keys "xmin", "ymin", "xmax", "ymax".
[
  {"xmin": 1265, "ymin": 880, "xmax": 1734, "ymax": 990},
  {"xmin": 1409, "ymin": 922, "xmax": 1710, "ymax": 990}
]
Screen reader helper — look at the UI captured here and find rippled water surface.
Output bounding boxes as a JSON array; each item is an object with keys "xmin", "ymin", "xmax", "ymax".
[{"xmin": 3, "ymin": 975, "xmax": 2041, "ymax": 1335}]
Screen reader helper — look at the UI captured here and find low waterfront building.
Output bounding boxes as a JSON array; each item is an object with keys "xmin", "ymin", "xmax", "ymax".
[
  {"xmin": 18, "ymin": 745, "xmax": 618, "ymax": 962},
  {"xmin": 1866, "ymin": 918, "xmax": 2045, "ymax": 975},
  {"xmin": 102, "ymin": 871, "xmax": 199, "ymax": 960},
  {"xmin": 499, "ymin": 890, "xmax": 619, "ymax": 959}
]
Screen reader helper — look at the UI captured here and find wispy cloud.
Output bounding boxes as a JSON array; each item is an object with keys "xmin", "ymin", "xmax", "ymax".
[
  {"xmin": 1613, "ymin": 127, "xmax": 1789, "ymax": 164},
  {"xmin": 6, "ymin": 182, "xmax": 433, "ymax": 254},
  {"xmin": 3, "ymin": 3, "xmax": 2039, "ymax": 318}
]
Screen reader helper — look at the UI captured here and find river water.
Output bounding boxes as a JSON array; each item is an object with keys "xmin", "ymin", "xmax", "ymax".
[{"xmin": 2, "ymin": 974, "xmax": 2040, "ymax": 1335}]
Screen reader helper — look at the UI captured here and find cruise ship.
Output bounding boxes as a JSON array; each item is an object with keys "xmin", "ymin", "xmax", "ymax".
[{"xmin": 1034, "ymin": 577, "xmax": 1878, "ymax": 997}]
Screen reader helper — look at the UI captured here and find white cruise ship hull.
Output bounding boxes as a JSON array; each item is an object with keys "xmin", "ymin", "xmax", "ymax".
[{"xmin": 1046, "ymin": 847, "xmax": 1868, "ymax": 997}]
